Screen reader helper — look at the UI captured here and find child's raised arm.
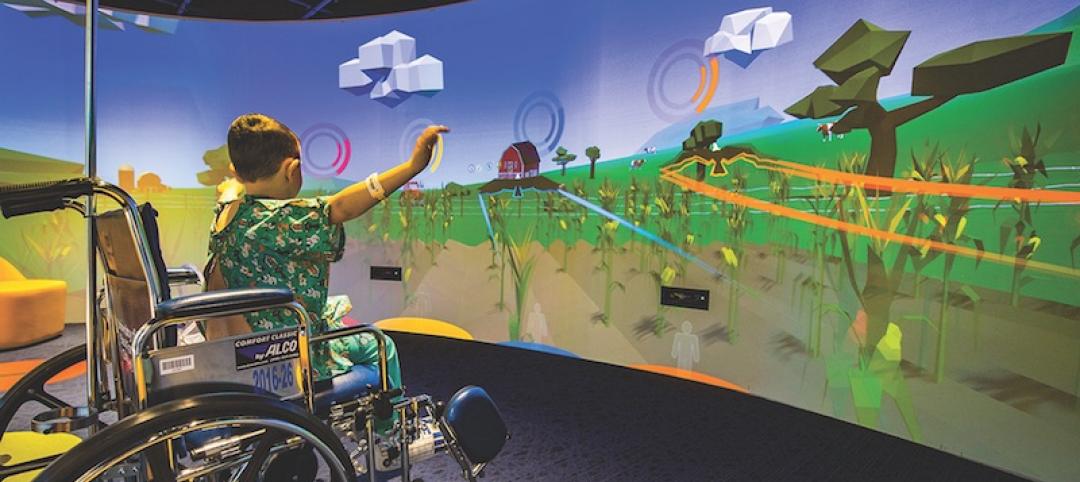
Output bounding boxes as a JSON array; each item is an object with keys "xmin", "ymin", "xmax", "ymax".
[{"xmin": 328, "ymin": 125, "xmax": 448, "ymax": 224}]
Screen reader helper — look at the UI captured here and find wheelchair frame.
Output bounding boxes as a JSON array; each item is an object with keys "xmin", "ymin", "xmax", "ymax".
[{"xmin": 0, "ymin": 177, "xmax": 507, "ymax": 482}]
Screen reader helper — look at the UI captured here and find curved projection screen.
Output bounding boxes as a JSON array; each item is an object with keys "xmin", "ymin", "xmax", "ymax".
[{"xmin": 2, "ymin": 1, "xmax": 1079, "ymax": 479}]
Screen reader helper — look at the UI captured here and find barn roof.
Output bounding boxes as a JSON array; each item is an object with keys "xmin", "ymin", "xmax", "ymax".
[{"xmin": 509, "ymin": 141, "xmax": 542, "ymax": 167}]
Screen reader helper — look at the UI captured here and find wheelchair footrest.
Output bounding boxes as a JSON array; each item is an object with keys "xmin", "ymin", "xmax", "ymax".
[{"xmin": 442, "ymin": 386, "xmax": 508, "ymax": 465}]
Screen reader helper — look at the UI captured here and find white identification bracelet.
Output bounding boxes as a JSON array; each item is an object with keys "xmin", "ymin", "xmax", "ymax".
[{"xmin": 367, "ymin": 172, "xmax": 386, "ymax": 200}]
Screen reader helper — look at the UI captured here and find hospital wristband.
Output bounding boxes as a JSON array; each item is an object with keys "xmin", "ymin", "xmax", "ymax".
[{"xmin": 367, "ymin": 172, "xmax": 386, "ymax": 200}]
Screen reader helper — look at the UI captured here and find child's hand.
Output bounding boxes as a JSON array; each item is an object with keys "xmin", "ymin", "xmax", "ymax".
[{"xmin": 409, "ymin": 125, "xmax": 450, "ymax": 171}]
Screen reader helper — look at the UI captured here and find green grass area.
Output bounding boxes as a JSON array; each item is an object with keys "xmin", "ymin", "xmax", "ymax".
[
  {"xmin": 2, "ymin": 9, "xmax": 1077, "ymax": 308},
  {"xmin": 0, "ymin": 148, "xmax": 83, "ymax": 174},
  {"xmin": 438, "ymin": 17, "xmax": 1080, "ymax": 308}
]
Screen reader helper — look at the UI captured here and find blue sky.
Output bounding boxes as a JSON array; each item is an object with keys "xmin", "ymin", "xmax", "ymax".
[{"xmin": 0, "ymin": 0, "xmax": 1076, "ymax": 187}]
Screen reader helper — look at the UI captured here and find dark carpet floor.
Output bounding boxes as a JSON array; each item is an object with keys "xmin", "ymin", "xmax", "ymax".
[
  {"xmin": 1, "ymin": 327, "xmax": 1028, "ymax": 481},
  {"xmin": 391, "ymin": 332, "xmax": 1028, "ymax": 482}
]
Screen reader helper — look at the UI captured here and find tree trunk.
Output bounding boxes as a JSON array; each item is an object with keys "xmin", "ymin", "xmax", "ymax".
[
  {"xmin": 561, "ymin": 164, "xmax": 567, "ymax": 176},
  {"xmin": 696, "ymin": 163, "xmax": 706, "ymax": 181},
  {"xmin": 864, "ymin": 122, "xmax": 898, "ymax": 180},
  {"xmin": 861, "ymin": 95, "xmax": 952, "ymax": 182},
  {"xmin": 589, "ymin": 159, "xmax": 596, "ymax": 179}
]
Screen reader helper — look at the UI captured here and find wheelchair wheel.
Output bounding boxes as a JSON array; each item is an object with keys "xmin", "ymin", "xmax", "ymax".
[
  {"xmin": 0, "ymin": 343, "xmax": 88, "ymax": 434},
  {"xmin": 35, "ymin": 391, "xmax": 356, "ymax": 482}
]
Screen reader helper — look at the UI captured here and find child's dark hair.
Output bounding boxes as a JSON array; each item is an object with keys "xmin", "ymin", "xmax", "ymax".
[{"xmin": 227, "ymin": 113, "xmax": 300, "ymax": 182}]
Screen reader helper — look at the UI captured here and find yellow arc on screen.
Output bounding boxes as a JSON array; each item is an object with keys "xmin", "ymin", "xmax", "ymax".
[{"xmin": 429, "ymin": 134, "xmax": 444, "ymax": 173}]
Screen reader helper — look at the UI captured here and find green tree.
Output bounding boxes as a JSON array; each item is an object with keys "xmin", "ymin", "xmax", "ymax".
[
  {"xmin": 196, "ymin": 144, "xmax": 232, "ymax": 186},
  {"xmin": 668, "ymin": 120, "xmax": 723, "ymax": 181},
  {"xmin": 786, "ymin": 19, "xmax": 1071, "ymax": 180},
  {"xmin": 585, "ymin": 146, "xmax": 601, "ymax": 179},
  {"xmin": 553, "ymin": 147, "xmax": 577, "ymax": 176},
  {"xmin": 444, "ymin": 182, "xmax": 471, "ymax": 215}
]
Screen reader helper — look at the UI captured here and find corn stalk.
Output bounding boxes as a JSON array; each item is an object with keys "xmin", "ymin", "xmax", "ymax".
[
  {"xmin": 501, "ymin": 227, "xmax": 538, "ymax": 341},
  {"xmin": 718, "ymin": 168, "xmax": 749, "ymax": 343},
  {"xmin": 994, "ymin": 125, "xmax": 1048, "ymax": 307},
  {"xmin": 21, "ymin": 211, "xmax": 77, "ymax": 280},
  {"xmin": 398, "ymin": 193, "xmax": 417, "ymax": 307},
  {"xmin": 593, "ymin": 179, "xmax": 622, "ymax": 325}
]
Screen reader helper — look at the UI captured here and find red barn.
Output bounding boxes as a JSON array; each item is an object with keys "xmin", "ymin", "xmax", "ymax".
[
  {"xmin": 402, "ymin": 180, "xmax": 424, "ymax": 200},
  {"xmin": 497, "ymin": 141, "xmax": 541, "ymax": 180}
]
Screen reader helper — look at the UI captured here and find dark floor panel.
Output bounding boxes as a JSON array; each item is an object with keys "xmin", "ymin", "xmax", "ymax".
[
  {"xmin": 1, "ymin": 328, "xmax": 1028, "ymax": 481},
  {"xmin": 392, "ymin": 332, "xmax": 1028, "ymax": 482}
]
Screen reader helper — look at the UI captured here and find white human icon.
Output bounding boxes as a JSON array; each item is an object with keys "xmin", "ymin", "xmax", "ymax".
[
  {"xmin": 525, "ymin": 303, "xmax": 549, "ymax": 344},
  {"xmin": 412, "ymin": 290, "xmax": 431, "ymax": 317},
  {"xmin": 672, "ymin": 321, "xmax": 699, "ymax": 371}
]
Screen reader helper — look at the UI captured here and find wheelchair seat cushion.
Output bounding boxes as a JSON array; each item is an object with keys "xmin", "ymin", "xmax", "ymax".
[
  {"xmin": 313, "ymin": 363, "xmax": 382, "ymax": 415},
  {"xmin": 443, "ymin": 386, "xmax": 507, "ymax": 464}
]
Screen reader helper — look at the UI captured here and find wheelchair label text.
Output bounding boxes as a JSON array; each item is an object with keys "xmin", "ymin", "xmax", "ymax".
[
  {"xmin": 251, "ymin": 362, "xmax": 296, "ymax": 394},
  {"xmin": 158, "ymin": 354, "xmax": 195, "ymax": 375},
  {"xmin": 234, "ymin": 330, "xmax": 300, "ymax": 370}
]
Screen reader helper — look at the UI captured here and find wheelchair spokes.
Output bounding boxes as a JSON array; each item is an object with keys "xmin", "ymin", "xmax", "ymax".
[{"xmin": 0, "ymin": 344, "xmax": 101, "ymax": 435}]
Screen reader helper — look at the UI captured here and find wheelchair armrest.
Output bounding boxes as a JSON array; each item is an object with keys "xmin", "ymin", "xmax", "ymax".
[
  {"xmin": 166, "ymin": 265, "xmax": 203, "ymax": 287},
  {"xmin": 155, "ymin": 288, "xmax": 296, "ymax": 321},
  {"xmin": 309, "ymin": 325, "xmax": 393, "ymax": 393}
]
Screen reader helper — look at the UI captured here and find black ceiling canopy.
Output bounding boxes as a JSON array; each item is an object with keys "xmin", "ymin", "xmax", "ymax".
[{"xmin": 79, "ymin": 0, "xmax": 468, "ymax": 21}]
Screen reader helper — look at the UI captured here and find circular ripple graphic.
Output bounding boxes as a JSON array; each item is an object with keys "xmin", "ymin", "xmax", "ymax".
[
  {"xmin": 299, "ymin": 123, "xmax": 350, "ymax": 178},
  {"xmin": 647, "ymin": 39, "xmax": 709, "ymax": 122},
  {"xmin": 399, "ymin": 118, "xmax": 436, "ymax": 164},
  {"xmin": 513, "ymin": 91, "xmax": 565, "ymax": 156}
]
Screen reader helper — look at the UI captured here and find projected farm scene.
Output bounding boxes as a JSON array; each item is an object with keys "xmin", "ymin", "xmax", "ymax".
[{"xmin": 2, "ymin": 0, "xmax": 1079, "ymax": 480}]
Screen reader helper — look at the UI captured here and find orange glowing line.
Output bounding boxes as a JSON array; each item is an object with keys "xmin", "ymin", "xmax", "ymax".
[
  {"xmin": 695, "ymin": 57, "xmax": 719, "ymax": 113},
  {"xmin": 760, "ymin": 157, "xmax": 1080, "ymax": 203},
  {"xmin": 663, "ymin": 153, "xmax": 1080, "ymax": 204},
  {"xmin": 691, "ymin": 65, "xmax": 706, "ymax": 102},
  {"xmin": 662, "ymin": 171, "xmax": 1080, "ymax": 279},
  {"xmin": 631, "ymin": 364, "xmax": 749, "ymax": 393}
]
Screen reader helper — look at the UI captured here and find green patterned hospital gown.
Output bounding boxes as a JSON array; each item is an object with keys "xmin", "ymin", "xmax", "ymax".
[{"xmin": 208, "ymin": 195, "xmax": 401, "ymax": 385}]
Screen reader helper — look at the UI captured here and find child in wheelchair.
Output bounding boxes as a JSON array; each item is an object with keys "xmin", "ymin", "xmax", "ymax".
[
  {"xmin": 203, "ymin": 113, "xmax": 446, "ymax": 416},
  {"xmin": 0, "ymin": 116, "xmax": 506, "ymax": 481}
]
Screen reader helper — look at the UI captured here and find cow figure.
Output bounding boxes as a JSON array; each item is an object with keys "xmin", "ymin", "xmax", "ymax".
[
  {"xmin": 817, "ymin": 122, "xmax": 845, "ymax": 142},
  {"xmin": 630, "ymin": 158, "xmax": 647, "ymax": 170}
]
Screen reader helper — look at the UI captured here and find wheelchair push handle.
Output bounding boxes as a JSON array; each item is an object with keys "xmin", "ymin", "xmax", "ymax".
[{"xmin": 0, "ymin": 177, "xmax": 94, "ymax": 218}]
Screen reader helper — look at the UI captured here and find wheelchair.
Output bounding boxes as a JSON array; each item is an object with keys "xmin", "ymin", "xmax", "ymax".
[{"xmin": 0, "ymin": 178, "xmax": 508, "ymax": 481}]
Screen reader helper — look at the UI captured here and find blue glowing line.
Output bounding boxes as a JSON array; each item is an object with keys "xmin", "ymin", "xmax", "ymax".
[
  {"xmin": 555, "ymin": 189, "xmax": 723, "ymax": 278},
  {"xmin": 478, "ymin": 193, "xmax": 496, "ymax": 242},
  {"xmin": 301, "ymin": 0, "xmax": 334, "ymax": 19}
]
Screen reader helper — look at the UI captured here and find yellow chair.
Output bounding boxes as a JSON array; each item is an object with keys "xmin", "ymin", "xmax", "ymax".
[
  {"xmin": 375, "ymin": 317, "xmax": 474, "ymax": 340},
  {"xmin": 0, "ymin": 257, "xmax": 67, "ymax": 350},
  {"xmin": 0, "ymin": 431, "xmax": 82, "ymax": 481}
]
